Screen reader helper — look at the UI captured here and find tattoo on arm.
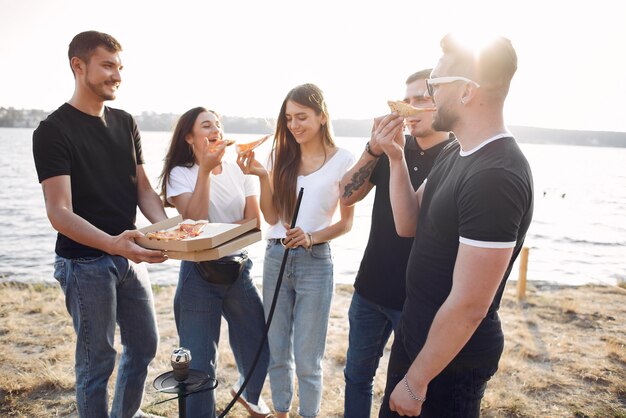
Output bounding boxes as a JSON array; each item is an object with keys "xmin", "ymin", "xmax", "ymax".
[{"xmin": 342, "ymin": 160, "xmax": 377, "ymax": 199}]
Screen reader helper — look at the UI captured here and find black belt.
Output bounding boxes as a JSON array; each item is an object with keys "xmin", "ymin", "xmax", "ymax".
[{"xmin": 267, "ymin": 238, "xmax": 327, "ymax": 247}]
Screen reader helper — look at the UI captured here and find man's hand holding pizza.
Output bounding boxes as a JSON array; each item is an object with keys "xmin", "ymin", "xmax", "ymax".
[
  {"xmin": 107, "ymin": 230, "xmax": 168, "ymax": 264},
  {"xmin": 376, "ymin": 113, "xmax": 406, "ymax": 162}
]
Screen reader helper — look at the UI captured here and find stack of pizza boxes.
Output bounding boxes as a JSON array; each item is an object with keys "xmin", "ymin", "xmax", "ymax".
[{"xmin": 136, "ymin": 216, "xmax": 261, "ymax": 261}]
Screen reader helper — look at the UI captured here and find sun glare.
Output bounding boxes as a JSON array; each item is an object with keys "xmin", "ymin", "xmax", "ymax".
[{"xmin": 448, "ymin": 30, "xmax": 503, "ymax": 57}]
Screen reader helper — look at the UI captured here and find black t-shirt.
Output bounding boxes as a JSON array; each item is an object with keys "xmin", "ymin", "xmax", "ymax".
[
  {"xmin": 32, "ymin": 103, "xmax": 144, "ymax": 259},
  {"xmin": 354, "ymin": 135, "xmax": 454, "ymax": 310},
  {"xmin": 402, "ymin": 136, "xmax": 533, "ymax": 367}
]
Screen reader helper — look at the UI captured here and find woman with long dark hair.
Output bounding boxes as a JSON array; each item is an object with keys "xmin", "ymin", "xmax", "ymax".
[
  {"xmin": 159, "ymin": 107, "xmax": 271, "ymax": 418},
  {"xmin": 238, "ymin": 84, "xmax": 355, "ymax": 417}
]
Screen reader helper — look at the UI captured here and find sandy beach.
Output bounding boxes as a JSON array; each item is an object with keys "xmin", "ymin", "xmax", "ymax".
[{"xmin": 0, "ymin": 280, "xmax": 624, "ymax": 417}]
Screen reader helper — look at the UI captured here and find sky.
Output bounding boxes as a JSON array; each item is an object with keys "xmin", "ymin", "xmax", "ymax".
[{"xmin": 1, "ymin": 0, "xmax": 626, "ymax": 133}]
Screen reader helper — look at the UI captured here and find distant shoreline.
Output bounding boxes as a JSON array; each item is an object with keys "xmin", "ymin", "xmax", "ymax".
[
  {"xmin": 3, "ymin": 276, "xmax": 622, "ymax": 290},
  {"xmin": 2, "ymin": 108, "xmax": 626, "ymax": 148}
]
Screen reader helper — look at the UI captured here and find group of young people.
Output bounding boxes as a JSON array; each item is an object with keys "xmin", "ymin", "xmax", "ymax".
[{"xmin": 32, "ymin": 30, "xmax": 533, "ymax": 418}]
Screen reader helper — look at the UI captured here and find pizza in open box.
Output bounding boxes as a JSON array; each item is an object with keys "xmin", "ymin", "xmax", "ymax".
[{"xmin": 145, "ymin": 220, "xmax": 208, "ymax": 242}]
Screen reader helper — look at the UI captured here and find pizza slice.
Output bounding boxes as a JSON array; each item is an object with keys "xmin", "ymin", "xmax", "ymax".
[
  {"xmin": 178, "ymin": 221, "xmax": 208, "ymax": 237},
  {"xmin": 145, "ymin": 229, "xmax": 186, "ymax": 241},
  {"xmin": 145, "ymin": 221, "xmax": 208, "ymax": 241},
  {"xmin": 387, "ymin": 100, "xmax": 436, "ymax": 117},
  {"xmin": 235, "ymin": 135, "xmax": 271, "ymax": 155},
  {"xmin": 206, "ymin": 139, "xmax": 235, "ymax": 153}
]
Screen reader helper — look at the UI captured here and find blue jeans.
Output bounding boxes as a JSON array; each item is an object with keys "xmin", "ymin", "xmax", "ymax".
[
  {"xmin": 262, "ymin": 241, "xmax": 334, "ymax": 418},
  {"xmin": 378, "ymin": 325, "xmax": 498, "ymax": 418},
  {"xmin": 53, "ymin": 255, "xmax": 159, "ymax": 418},
  {"xmin": 344, "ymin": 292, "xmax": 402, "ymax": 418},
  {"xmin": 174, "ymin": 258, "xmax": 269, "ymax": 418}
]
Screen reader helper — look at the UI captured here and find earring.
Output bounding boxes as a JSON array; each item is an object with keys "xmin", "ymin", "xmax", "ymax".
[{"xmin": 460, "ymin": 98, "xmax": 466, "ymax": 104}]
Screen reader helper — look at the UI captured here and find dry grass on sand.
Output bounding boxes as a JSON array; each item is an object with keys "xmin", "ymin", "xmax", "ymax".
[{"xmin": 0, "ymin": 281, "xmax": 624, "ymax": 417}]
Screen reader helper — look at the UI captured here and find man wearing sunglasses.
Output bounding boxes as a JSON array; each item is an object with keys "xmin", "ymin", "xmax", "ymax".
[
  {"xmin": 339, "ymin": 69, "xmax": 453, "ymax": 418},
  {"xmin": 376, "ymin": 34, "xmax": 534, "ymax": 417}
]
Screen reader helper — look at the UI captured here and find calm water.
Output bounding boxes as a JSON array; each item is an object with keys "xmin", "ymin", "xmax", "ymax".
[{"xmin": 2, "ymin": 127, "xmax": 625, "ymax": 287}]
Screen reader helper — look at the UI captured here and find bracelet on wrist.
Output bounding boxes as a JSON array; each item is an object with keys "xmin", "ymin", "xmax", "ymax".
[
  {"xmin": 365, "ymin": 141, "xmax": 383, "ymax": 158},
  {"xmin": 307, "ymin": 233, "xmax": 314, "ymax": 248},
  {"xmin": 403, "ymin": 375, "xmax": 426, "ymax": 402}
]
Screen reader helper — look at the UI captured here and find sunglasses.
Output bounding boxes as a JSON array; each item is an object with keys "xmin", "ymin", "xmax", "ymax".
[{"xmin": 426, "ymin": 76, "xmax": 480, "ymax": 97}]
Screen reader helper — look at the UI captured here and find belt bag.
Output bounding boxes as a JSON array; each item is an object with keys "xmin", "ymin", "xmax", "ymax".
[{"xmin": 196, "ymin": 254, "xmax": 248, "ymax": 285}]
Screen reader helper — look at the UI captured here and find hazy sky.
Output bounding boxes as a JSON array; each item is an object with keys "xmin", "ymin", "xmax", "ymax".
[{"xmin": 2, "ymin": 0, "xmax": 625, "ymax": 132}]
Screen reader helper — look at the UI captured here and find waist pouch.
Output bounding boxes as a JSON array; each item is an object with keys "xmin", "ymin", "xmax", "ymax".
[{"xmin": 196, "ymin": 254, "xmax": 248, "ymax": 285}]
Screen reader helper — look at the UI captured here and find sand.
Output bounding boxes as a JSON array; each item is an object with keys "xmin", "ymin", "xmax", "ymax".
[{"xmin": 0, "ymin": 281, "xmax": 624, "ymax": 417}]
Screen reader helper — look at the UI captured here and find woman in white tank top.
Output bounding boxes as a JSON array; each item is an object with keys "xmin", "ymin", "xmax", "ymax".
[
  {"xmin": 159, "ymin": 107, "xmax": 271, "ymax": 418},
  {"xmin": 238, "ymin": 84, "xmax": 355, "ymax": 418}
]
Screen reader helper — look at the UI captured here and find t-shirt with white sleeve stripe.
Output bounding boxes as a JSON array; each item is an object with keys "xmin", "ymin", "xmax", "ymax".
[{"xmin": 401, "ymin": 134, "xmax": 534, "ymax": 368}]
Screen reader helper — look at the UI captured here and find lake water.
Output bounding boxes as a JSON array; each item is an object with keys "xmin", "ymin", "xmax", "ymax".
[{"xmin": 1, "ymin": 127, "xmax": 625, "ymax": 287}]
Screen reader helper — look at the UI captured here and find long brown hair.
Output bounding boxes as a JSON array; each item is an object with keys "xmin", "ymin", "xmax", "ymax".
[
  {"xmin": 158, "ymin": 107, "xmax": 220, "ymax": 206},
  {"xmin": 271, "ymin": 83, "xmax": 335, "ymax": 221}
]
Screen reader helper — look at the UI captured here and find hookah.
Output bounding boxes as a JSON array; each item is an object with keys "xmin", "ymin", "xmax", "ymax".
[{"xmin": 152, "ymin": 347, "xmax": 217, "ymax": 417}]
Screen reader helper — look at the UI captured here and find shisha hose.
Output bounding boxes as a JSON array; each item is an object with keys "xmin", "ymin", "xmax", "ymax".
[
  {"xmin": 152, "ymin": 377, "xmax": 218, "ymax": 406},
  {"xmin": 219, "ymin": 187, "xmax": 304, "ymax": 417}
]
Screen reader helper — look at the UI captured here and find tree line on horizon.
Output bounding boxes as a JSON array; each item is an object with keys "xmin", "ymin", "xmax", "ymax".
[{"xmin": 2, "ymin": 107, "xmax": 625, "ymax": 148}]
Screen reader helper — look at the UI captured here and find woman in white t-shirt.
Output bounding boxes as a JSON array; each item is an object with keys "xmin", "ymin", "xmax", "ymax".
[
  {"xmin": 159, "ymin": 107, "xmax": 271, "ymax": 418},
  {"xmin": 238, "ymin": 84, "xmax": 355, "ymax": 418}
]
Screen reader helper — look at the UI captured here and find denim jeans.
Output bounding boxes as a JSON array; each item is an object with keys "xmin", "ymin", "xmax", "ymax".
[
  {"xmin": 344, "ymin": 292, "xmax": 402, "ymax": 418},
  {"xmin": 174, "ymin": 258, "xmax": 269, "ymax": 418},
  {"xmin": 53, "ymin": 255, "xmax": 159, "ymax": 418},
  {"xmin": 378, "ymin": 326, "xmax": 498, "ymax": 418},
  {"xmin": 262, "ymin": 240, "xmax": 334, "ymax": 418}
]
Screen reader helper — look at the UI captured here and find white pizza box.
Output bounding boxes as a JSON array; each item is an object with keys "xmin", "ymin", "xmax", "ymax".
[{"xmin": 136, "ymin": 215, "xmax": 258, "ymax": 252}]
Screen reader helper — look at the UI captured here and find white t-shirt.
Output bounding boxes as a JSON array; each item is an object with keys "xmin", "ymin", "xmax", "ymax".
[
  {"xmin": 166, "ymin": 162, "xmax": 259, "ymax": 223},
  {"xmin": 266, "ymin": 147, "xmax": 355, "ymax": 239}
]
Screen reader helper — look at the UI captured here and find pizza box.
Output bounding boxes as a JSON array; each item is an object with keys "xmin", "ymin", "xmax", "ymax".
[
  {"xmin": 136, "ymin": 215, "xmax": 258, "ymax": 252},
  {"xmin": 166, "ymin": 229, "xmax": 262, "ymax": 261}
]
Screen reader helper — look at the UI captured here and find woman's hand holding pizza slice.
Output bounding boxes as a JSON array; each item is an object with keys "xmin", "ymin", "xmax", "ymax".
[{"xmin": 236, "ymin": 150, "xmax": 268, "ymax": 178}]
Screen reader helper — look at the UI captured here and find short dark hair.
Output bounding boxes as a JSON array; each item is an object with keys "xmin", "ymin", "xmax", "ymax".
[
  {"xmin": 405, "ymin": 69, "xmax": 432, "ymax": 85},
  {"xmin": 68, "ymin": 31, "xmax": 122, "ymax": 73},
  {"xmin": 440, "ymin": 33, "xmax": 517, "ymax": 91}
]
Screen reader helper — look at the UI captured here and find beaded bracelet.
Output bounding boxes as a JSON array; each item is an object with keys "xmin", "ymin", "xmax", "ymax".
[{"xmin": 403, "ymin": 375, "xmax": 426, "ymax": 402}]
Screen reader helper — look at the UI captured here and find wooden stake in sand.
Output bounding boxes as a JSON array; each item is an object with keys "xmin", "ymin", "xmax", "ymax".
[{"xmin": 517, "ymin": 247, "xmax": 529, "ymax": 300}]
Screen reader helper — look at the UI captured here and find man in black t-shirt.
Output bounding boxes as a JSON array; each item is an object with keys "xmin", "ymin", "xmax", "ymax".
[
  {"xmin": 32, "ymin": 31, "xmax": 168, "ymax": 418},
  {"xmin": 339, "ymin": 69, "xmax": 453, "ymax": 417},
  {"xmin": 376, "ymin": 35, "xmax": 533, "ymax": 417}
]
